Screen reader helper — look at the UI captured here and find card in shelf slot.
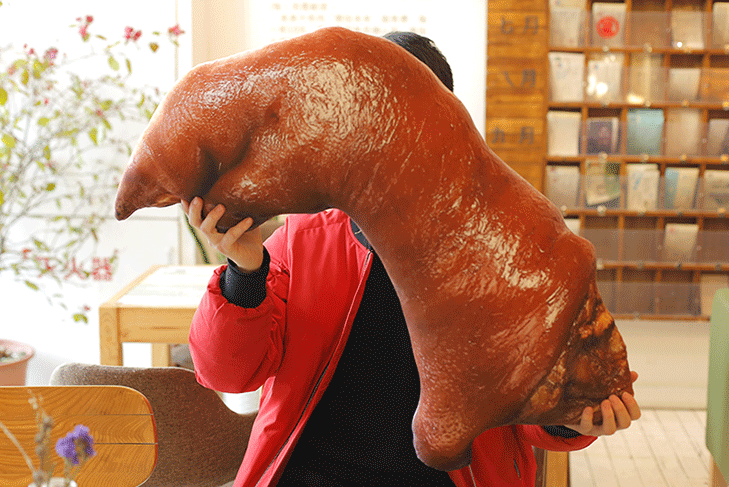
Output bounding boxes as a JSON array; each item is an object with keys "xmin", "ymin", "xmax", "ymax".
[
  {"xmin": 584, "ymin": 159, "xmax": 621, "ymax": 208},
  {"xmin": 545, "ymin": 165, "xmax": 580, "ymax": 208},
  {"xmin": 591, "ymin": 2, "xmax": 626, "ymax": 48},
  {"xmin": 550, "ymin": 7, "xmax": 586, "ymax": 47},
  {"xmin": 664, "ymin": 167, "xmax": 699, "ymax": 210},
  {"xmin": 712, "ymin": 3, "xmax": 729, "ymax": 49},
  {"xmin": 671, "ymin": 10, "xmax": 705, "ymax": 49},
  {"xmin": 586, "ymin": 53, "xmax": 624, "ymax": 103},
  {"xmin": 626, "ymin": 164, "xmax": 659, "ymax": 211},
  {"xmin": 626, "ymin": 53, "xmax": 664, "ymax": 105},
  {"xmin": 664, "ymin": 109, "xmax": 702, "ymax": 157},
  {"xmin": 703, "ymin": 170, "xmax": 729, "ymax": 210},
  {"xmin": 667, "ymin": 68, "xmax": 701, "ymax": 102},
  {"xmin": 563, "ymin": 217, "xmax": 581, "ymax": 235},
  {"xmin": 584, "ymin": 117, "xmax": 620, "ymax": 154},
  {"xmin": 626, "ymin": 108, "xmax": 664, "ymax": 156},
  {"xmin": 547, "ymin": 111, "xmax": 581, "ymax": 156},
  {"xmin": 662, "ymin": 223, "xmax": 699, "ymax": 262},
  {"xmin": 707, "ymin": 119, "xmax": 729, "ymax": 157},
  {"xmin": 549, "ymin": 52, "xmax": 585, "ymax": 103}
]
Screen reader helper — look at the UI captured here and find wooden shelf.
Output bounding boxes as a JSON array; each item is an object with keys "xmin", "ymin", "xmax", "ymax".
[{"xmin": 486, "ymin": 0, "xmax": 729, "ymax": 321}]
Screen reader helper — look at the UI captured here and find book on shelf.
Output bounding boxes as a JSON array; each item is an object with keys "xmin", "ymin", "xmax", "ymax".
[
  {"xmin": 703, "ymin": 170, "xmax": 729, "ymax": 210},
  {"xmin": 664, "ymin": 167, "xmax": 699, "ymax": 210},
  {"xmin": 664, "ymin": 109, "xmax": 702, "ymax": 157},
  {"xmin": 626, "ymin": 164, "xmax": 659, "ymax": 211},
  {"xmin": 550, "ymin": 8, "xmax": 586, "ymax": 47},
  {"xmin": 627, "ymin": 53, "xmax": 664, "ymax": 105},
  {"xmin": 714, "ymin": 3, "xmax": 729, "ymax": 48},
  {"xmin": 662, "ymin": 223, "xmax": 699, "ymax": 262},
  {"xmin": 548, "ymin": 52, "xmax": 585, "ymax": 102},
  {"xmin": 707, "ymin": 119, "xmax": 729, "ymax": 156},
  {"xmin": 586, "ymin": 53, "xmax": 624, "ymax": 103},
  {"xmin": 563, "ymin": 217, "xmax": 581, "ymax": 235},
  {"xmin": 545, "ymin": 165, "xmax": 580, "ymax": 208},
  {"xmin": 626, "ymin": 108, "xmax": 664, "ymax": 155},
  {"xmin": 584, "ymin": 159, "xmax": 620, "ymax": 208},
  {"xmin": 591, "ymin": 3, "xmax": 626, "ymax": 48},
  {"xmin": 700, "ymin": 273, "xmax": 729, "ymax": 316},
  {"xmin": 547, "ymin": 111, "xmax": 582, "ymax": 156},
  {"xmin": 671, "ymin": 10, "xmax": 705, "ymax": 49},
  {"xmin": 667, "ymin": 68, "xmax": 701, "ymax": 102},
  {"xmin": 584, "ymin": 117, "xmax": 620, "ymax": 154}
]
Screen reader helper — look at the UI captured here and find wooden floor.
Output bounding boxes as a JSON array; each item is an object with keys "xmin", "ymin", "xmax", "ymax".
[{"xmin": 570, "ymin": 409, "xmax": 716, "ymax": 487}]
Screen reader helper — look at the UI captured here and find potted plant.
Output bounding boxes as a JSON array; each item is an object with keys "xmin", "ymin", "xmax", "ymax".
[
  {"xmin": 0, "ymin": 338, "xmax": 34, "ymax": 385},
  {"xmin": 0, "ymin": 11, "xmax": 184, "ymax": 384}
]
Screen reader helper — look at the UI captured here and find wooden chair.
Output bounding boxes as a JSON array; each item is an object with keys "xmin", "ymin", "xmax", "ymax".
[
  {"xmin": 707, "ymin": 289, "xmax": 729, "ymax": 487},
  {"xmin": 50, "ymin": 363, "xmax": 257, "ymax": 487},
  {"xmin": 0, "ymin": 385, "xmax": 156, "ymax": 487}
]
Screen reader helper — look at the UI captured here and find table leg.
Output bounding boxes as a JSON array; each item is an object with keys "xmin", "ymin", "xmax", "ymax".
[
  {"xmin": 99, "ymin": 305, "xmax": 123, "ymax": 365},
  {"xmin": 544, "ymin": 451, "xmax": 569, "ymax": 487},
  {"xmin": 152, "ymin": 344, "xmax": 172, "ymax": 367}
]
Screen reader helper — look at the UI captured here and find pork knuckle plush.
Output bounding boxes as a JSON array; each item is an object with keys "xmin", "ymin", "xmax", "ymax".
[{"xmin": 115, "ymin": 27, "xmax": 633, "ymax": 471}]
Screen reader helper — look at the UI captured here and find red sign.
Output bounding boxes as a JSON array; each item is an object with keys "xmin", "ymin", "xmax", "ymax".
[{"xmin": 596, "ymin": 16, "xmax": 620, "ymax": 39}]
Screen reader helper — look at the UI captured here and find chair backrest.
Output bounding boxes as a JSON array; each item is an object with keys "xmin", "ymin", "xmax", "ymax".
[
  {"xmin": 50, "ymin": 363, "xmax": 257, "ymax": 487},
  {"xmin": 707, "ymin": 288, "xmax": 729, "ymax": 484},
  {"xmin": 0, "ymin": 385, "xmax": 156, "ymax": 487}
]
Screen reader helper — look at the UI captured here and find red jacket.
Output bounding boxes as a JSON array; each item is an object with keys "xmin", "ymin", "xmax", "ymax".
[{"xmin": 189, "ymin": 209, "xmax": 596, "ymax": 487}]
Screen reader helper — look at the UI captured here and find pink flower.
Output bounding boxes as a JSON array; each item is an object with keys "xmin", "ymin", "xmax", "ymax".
[
  {"xmin": 86, "ymin": 15, "xmax": 94, "ymax": 24},
  {"xmin": 168, "ymin": 24, "xmax": 184, "ymax": 36},
  {"xmin": 79, "ymin": 25, "xmax": 89, "ymax": 41},
  {"xmin": 44, "ymin": 47, "xmax": 58, "ymax": 62},
  {"xmin": 124, "ymin": 26, "xmax": 142, "ymax": 43}
]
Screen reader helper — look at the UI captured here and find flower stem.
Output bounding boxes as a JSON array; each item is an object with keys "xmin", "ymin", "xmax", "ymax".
[{"xmin": 0, "ymin": 419, "xmax": 36, "ymax": 474}]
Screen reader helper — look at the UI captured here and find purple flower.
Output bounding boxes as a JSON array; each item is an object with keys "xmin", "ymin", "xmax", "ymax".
[{"xmin": 55, "ymin": 425, "xmax": 96, "ymax": 465}]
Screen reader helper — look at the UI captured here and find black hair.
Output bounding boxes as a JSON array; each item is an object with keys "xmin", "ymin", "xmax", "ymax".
[{"xmin": 383, "ymin": 31, "xmax": 454, "ymax": 93}]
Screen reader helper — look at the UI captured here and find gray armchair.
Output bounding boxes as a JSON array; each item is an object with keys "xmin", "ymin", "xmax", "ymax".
[{"xmin": 50, "ymin": 363, "xmax": 256, "ymax": 487}]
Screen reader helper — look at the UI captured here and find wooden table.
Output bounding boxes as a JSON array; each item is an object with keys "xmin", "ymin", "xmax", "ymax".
[{"xmin": 99, "ymin": 265, "xmax": 216, "ymax": 366}]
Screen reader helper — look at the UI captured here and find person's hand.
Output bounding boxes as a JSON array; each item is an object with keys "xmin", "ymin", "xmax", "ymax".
[
  {"xmin": 181, "ymin": 197, "xmax": 264, "ymax": 272},
  {"xmin": 565, "ymin": 371, "xmax": 641, "ymax": 437}
]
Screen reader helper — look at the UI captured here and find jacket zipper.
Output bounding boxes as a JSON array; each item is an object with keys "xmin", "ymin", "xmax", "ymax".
[{"xmin": 255, "ymin": 250, "xmax": 373, "ymax": 486}]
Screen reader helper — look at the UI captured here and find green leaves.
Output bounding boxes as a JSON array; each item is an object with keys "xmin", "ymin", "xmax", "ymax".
[
  {"xmin": 0, "ymin": 87, "xmax": 7, "ymax": 106},
  {"xmin": 2, "ymin": 132, "xmax": 15, "ymax": 148},
  {"xmin": 108, "ymin": 55, "xmax": 119, "ymax": 71}
]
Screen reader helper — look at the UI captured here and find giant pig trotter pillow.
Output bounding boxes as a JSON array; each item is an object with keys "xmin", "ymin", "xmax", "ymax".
[{"xmin": 115, "ymin": 27, "xmax": 633, "ymax": 471}]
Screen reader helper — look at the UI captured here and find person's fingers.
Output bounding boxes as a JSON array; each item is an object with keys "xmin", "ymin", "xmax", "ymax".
[
  {"xmin": 580, "ymin": 406, "xmax": 594, "ymax": 434},
  {"xmin": 187, "ymin": 197, "xmax": 205, "ymax": 228},
  {"xmin": 621, "ymin": 392, "xmax": 642, "ymax": 420},
  {"xmin": 181, "ymin": 200, "xmax": 189, "ymax": 213},
  {"xmin": 609, "ymin": 394, "xmax": 632, "ymax": 430},
  {"xmin": 200, "ymin": 204, "xmax": 225, "ymax": 237},
  {"xmin": 600, "ymin": 398, "xmax": 617, "ymax": 435},
  {"xmin": 220, "ymin": 217, "xmax": 255, "ymax": 249},
  {"xmin": 631, "ymin": 371, "xmax": 639, "ymax": 383}
]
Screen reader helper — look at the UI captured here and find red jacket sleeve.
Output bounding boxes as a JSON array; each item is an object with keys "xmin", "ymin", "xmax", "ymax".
[
  {"xmin": 518, "ymin": 425, "xmax": 596, "ymax": 451},
  {"xmin": 188, "ymin": 225, "xmax": 291, "ymax": 394}
]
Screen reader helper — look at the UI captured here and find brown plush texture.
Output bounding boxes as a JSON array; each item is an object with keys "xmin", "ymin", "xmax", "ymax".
[
  {"xmin": 113, "ymin": 27, "xmax": 632, "ymax": 471},
  {"xmin": 50, "ymin": 363, "xmax": 256, "ymax": 487}
]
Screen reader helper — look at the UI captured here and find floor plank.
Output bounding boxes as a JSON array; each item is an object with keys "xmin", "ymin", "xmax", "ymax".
[{"xmin": 569, "ymin": 409, "xmax": 711, "ymax": 487}]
